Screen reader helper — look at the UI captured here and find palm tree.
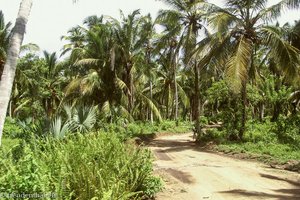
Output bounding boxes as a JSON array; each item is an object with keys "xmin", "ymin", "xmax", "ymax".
[
  {"xmin": 0, "ymin": 11, "xmax": 12, "ymax": 80},
  {"xmin": 63, "ymin": 20, "xmax": 127, "ymax": 121},
  {"xmin": 42, "ymin": 51, "xmax": 66, "ymax": 118},
  {"xmin": 61, "ymin": 26, "xmax": 86, "ymax": 57},
  {"xmin": 108, "ymin": 10, "xmax": 147, "ymax": 114},
  {"xmin": 207, "ymin": 0, "xmax": 300, "ymax": 139},
  {"xmin": 156, "ymin": 0, "xmax": 209, "ymax": 134},
  {"xmin": 154, "ymin": 18, "xmax": 181, "ymax": 120},
  {"xmin": 0, "ymin": 0, "xmax": 33, "ymax": 146}
]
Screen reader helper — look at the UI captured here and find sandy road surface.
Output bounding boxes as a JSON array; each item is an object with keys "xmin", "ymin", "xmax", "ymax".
[{"xmin": 147, "ymin": 133, "xmax": 300, "ymax": 200}]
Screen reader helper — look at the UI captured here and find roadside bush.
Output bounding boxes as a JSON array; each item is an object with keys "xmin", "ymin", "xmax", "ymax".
[
  {"xmin": 0, "ymin": 132, "xmax": 162, "ymax": 199},
  {"xmin": 273, "ymin": 115, "xmax": 300, "ymax": 148},
  {"xmin": 99, "ymin": 120, "xmax": 192, "ymax": 140},
  {"xmin": 244, "ymin": 120, "xmax": 277, "ymax": 143}
]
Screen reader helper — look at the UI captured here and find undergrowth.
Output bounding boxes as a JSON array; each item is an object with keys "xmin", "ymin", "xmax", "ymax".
[{"xmin": 0, "ymin": 132, "xmax": 163, "ymax": 199}]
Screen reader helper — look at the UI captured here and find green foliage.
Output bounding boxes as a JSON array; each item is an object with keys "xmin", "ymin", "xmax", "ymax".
[
  {"xmin": 97, "ymin": 120, "xmax": 192, "ymax": 142},
  {"xmin": 3, "ymin": 117, "xmax": 23, "ymax": 139},
  {"xmin": 50, "ymin": 117, "xmax": 70, "ymax": 139},
  {"xmin": 272, "ymin": 115, "xmax": 300, "ymax": 147},
  {"xmin": 244, "ymin": 120, "xmax": 278, "ymax": 143},
  {"xmin": 140, "ymin": 176, "xmax": 163, "ymax": 198},
  {"xmin": 0, "ymin": 138, "xmax": 20, "ymax": 153},
  {"xmin": 217, "ymin": 142, "xmax": 300, "ymax": 164},
  {"xmin": 210, "ymin": 117, "xmax": 300, "ymax": 164},
  {"xmin": 3, "ymin": 117, "xmax": 48, "ymax": 141},
  {"xmin": 206, "ymin": 80, "xmax": 230, "ymax": 104},
  {"xmin": 199, "ymin": 129, "xmax": 227, "ymax": 143},
  {"xmin": 0, "ymin": 132, "xmax": 162, "ymax": 199}
]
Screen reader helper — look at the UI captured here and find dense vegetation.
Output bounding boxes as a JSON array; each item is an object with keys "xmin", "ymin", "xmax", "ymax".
[{"xmin": 1, "ymin": 0, "xmax": 300, "ymax": 198}]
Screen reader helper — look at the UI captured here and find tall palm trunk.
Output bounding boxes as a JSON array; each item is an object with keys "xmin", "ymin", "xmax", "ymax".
[
  {"xmin": 125, "ymin": 64, "xmax": 133, "ymax": 114},
  {"xmin": 150, "ymin": 80, "xmax": 153, "ymax": 124},
  {"xmin": 174, "ymin": 69, "xmax": 178, "ymax": 122},
  {"xmin": 173, "ymin": 54, "xmax": 178, "ymax": 122},
  {"xmin": 0, "ymin": 0, "xmax": 32, "ymax": 146},
  {"xmin": 239, "ymin": 82, "xmax": 247, "ymax": 140},
  {"xmin": 194, "ymin": 63, "xmax": 201, "ymax": 137}
]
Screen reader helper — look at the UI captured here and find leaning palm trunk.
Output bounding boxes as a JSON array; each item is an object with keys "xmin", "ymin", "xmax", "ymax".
[{"xmin": 0, "ymin": 0, "xmax": 32, "ymax": 146}]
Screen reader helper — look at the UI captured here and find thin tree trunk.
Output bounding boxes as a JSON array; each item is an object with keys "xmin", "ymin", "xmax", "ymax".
[
  {"xmin": 194, "ymin": 64, "xmax": 201, "ymax": 138},
  {"xmin": 0, "ymin": 0, "xmax": 32, "ymax": 146},
  {"xmin": 259, "ymin": 102, "xmax": 265, "ymax": 121},
  {"xmin": 166, "ymin": 85, "xmax": 170, "ymax": 119},
  {"xmin": 125, "ymin": 65, "xmax": 133, "ymax": 114},
  {"xmin": 150, "ymin": 80, "xmax": 153, "ymax": 124},
  {"xmin": 271, "ymin": 78, "xmax": 282, "ymax": 122},
  {"xmin": 271, "ymin": 102, "xmax": 281, "ymax": 122},
  {"xmin": 9, "ymin": 100, "xmax": 12, "ymax": 118},
  {"xmin": 174, "ymin": 63, "xmax": 178, "ymax": 122},
  {"xmin": 239, "ymin": 82, "xmax": 247, "ymax": 140}
]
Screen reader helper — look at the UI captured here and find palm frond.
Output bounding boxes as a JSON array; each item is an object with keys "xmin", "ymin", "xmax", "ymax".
[
  {"xmin": 101, "ymin": 101, "xmax": 111, "ymax": 117},
  {"xmin": 256, "ymin": 0, "xmax": 300, "ymax": 22},
  {"xmin": 177, "ymin": 83, "xmax": 190, "ymax": 108},
  {"xmin": 115, "ymin": 77, "xmax": 128, "ymax": 90},
  {"xmin": 20, "ymin": 43, "xmax": 40, "ymax": 53},
  {"xmin": 119, "ymin": 105, "xmax": 134, "ymax": 122},
  {"xmin": 138, "ymin": 93, "xmax": 162, "ymax": 122},
  {"xmin": 50, "ymin": 117, "xmax": 70, "ymax": 138},
  {"xmin": 71, "ymin": 105, "xmax": 97, "ymax": 133},
  {"xmin": 208, "ymin": 11, "xmax": 239, "ymax": 35},
  {"xmin": 225, "ymin": 36, "xmax": 253, "ymax": 93},
  {"xmin": 74, "ymin": 58, "xmax": 99, "ymax": 66},
  {"xmin": 261, "ymin": 26, "xmax": 300, "ymax": 80},
  {"xmin": 65, "ymin": 78, "xmax": 83, "ymax": 96}
]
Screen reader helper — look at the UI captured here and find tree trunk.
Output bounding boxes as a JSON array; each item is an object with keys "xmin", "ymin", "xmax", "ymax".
[
  {"xmin": 125, "ymin": 64, "xmax": 133, "ymax": 114},
  {"xmin": 194, "ymin": 64, "xmax": 201, "ymax": 138},
  {"xmin": 174, "ymin": 63, "xmax": 178, "ymax": 122},
  {"xmin": 239, "ymin": 82, "xmax": 247, "ymax": 140},
  {"xmin": 271, "ymin": 102, "xmax": 281, "ymax": 122},
  {"xmin": 150, "ymin": 80, "xmax": 153, "ymax": 124},
  {"xmin": 259, "ymin": 102, "xmax": 265, "ymax": 121},
  {"xmin": 0, "ymin": 0, "xmax": 32, "ymax": 146}
]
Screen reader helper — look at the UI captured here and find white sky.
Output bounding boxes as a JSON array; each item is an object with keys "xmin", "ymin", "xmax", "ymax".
[{"xmin": 0, "ymin": 0, "xmax": 299, "ymax": 54}]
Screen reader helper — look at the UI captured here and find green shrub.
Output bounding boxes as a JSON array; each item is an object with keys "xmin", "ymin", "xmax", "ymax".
[
  {"xmin": 3, "ymin": 117, "xmax": 23, "ymax": 139},
  {"xmin": 273, "ymin": 115, "xmax": 300, "ymax": 147},
  {"xmin": 244, "ymin": 120, "xmax": 277, "ymax": 143},
  {"xmin": 98, "ymin": 120, "xmax": 192, "ymax": 140},
  {"xmin": 0, "ymin": 132, "xmax": 162, "ymax": 199}
]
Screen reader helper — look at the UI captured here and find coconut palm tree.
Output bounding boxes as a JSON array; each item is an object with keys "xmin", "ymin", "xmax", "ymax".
[
  {"xmin": 108, "ymin": 10, "xmax": 148, "ymax": 114},
  {"xmin": 156, "ymin": 0, "xmax": 210, "ymax": 134},
  {"xmin": 0, "ymin": 0, "xmax": 32, "ymax": 146},
  {"xmin": 0, "ymin": 11, "xmax": 12, "ymax": 80},
  {"xmin": 207, "ymin": 0, "xmax": 300, "ymax": 139}
]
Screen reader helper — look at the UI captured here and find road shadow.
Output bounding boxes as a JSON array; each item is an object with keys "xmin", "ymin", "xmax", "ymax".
[
  {"xmin": 162, "ymin": 168, "xmax": 196, "ymax": 184},
  {"xmin": 148, "ymin": 138, "xmax": 199, "ymax": 153},
  {"xmin": 218, "ymin": 173, "xmax": 300, "ymax": 200},
  {"xmin": 218, "ymin": 189, "xmax": 300, "ymax": 200},
  {"xmin": 260, "ymin": 173, "xmax": 300, "ymax": 187},
  {"xmin": 143, "ymin": 133, "xmax": 214, "ymax": 154}
]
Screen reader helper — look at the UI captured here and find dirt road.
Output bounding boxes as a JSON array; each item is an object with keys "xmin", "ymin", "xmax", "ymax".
[{"xmin": 148, "ymin": 133, "xmax": 300, "ymax": 200}]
